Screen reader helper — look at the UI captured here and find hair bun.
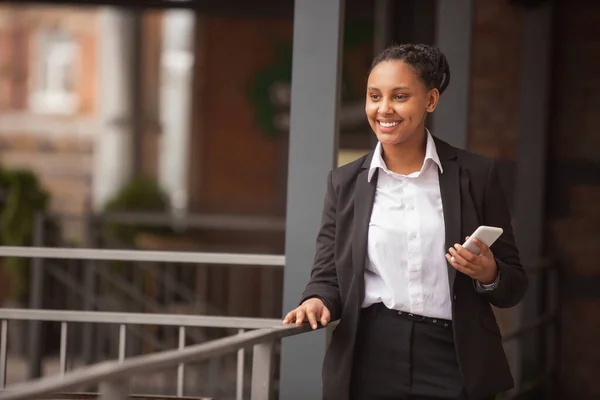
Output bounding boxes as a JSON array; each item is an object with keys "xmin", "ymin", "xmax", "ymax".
[{"xmin": 437, "ymin": 53, "xmax": 451, "ymax": 94}]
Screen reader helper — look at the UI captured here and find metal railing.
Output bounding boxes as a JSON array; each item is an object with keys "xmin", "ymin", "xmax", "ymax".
[
  {"xmin": 0, "ymin": 246, "xmax": 285, "ymax": 267},
  {"xmin": 0, "ymin": 244, "xmax": 559, "ymax": 399},
  {"xmin": 18, "ymin": 212, "xmax": 287, "ymax": 377},
  {"xmin": 0, "ymin": 245, "xmax": 289, "ymax": 399},
  {"xmin": 0, "ymin": 308, "xmax": 323, "ymax": 400},
  {"xmin": 25, "ymin": 211, "xmax": 286, "ymax": 377}
]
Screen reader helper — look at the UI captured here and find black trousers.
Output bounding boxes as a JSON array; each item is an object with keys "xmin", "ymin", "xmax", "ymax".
[{"xmin": 351, "ymin": 303, "xmax": 471, "ymax": 400}]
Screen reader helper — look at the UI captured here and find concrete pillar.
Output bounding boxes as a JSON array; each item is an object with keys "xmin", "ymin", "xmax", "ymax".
[
  {"xmin": 280, "ymin": 1, "xmax": 345, "ymax": 399},
  {"xmin": 431, "ymin": 0, "xmax": 474, "ymax": 149},
  {"xmin": 158, "ymin": 10, "xmax": 196, "ymax": 215},
  {"xmin": 92, "ymin": 8, "xmax": 136, "ymax": 210}
]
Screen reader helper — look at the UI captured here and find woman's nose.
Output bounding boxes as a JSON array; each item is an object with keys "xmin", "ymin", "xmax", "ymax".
[{"xmin": 378, "ymin": 100, "xmax": 392, "ymax": 115}]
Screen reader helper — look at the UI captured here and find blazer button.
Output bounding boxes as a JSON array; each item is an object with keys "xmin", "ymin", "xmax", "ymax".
[{"xmin": 453, "ymin": 295, "xmax": 457, "ymax": 300}]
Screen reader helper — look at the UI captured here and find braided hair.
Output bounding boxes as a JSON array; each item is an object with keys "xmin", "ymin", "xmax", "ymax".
[{"xmin": 370, "ymin": 44, "xmax": 451, "ymax": 94}]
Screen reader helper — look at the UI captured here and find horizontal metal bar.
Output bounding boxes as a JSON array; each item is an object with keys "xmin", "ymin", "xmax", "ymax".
[
  {"xmin": 502, "ymin": 312, "xmax": 556, "ymax": 342},
  {"xmin": 0, "ymin": 246, "xmax": 285, "ymax": 267},
  {"xmin": 0, "ymin": 324, "xmax": 320, "ymax": 400},
  {"xmin": 97, "ymin": 212, "xmax": 286, "ymax": 232},
  {"xmin": 0, "ymin": 309, "xmax": 285, "ymax": 330},
  {"xmin": 7, "ymin": 0, "xmax": 297, "ymax": 17},
  {"xmin": 46, "ymin": 211, "xmax": 286, "ymax": 232}
]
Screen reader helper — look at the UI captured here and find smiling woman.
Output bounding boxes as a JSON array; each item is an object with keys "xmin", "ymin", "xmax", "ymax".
[
  {"xmin": 283, "ymin": 43, "xmax": 527, "ymax": 400},
  {"xmin": 365, "ymin": 44, "xmax": 450, "ymax": 175}
]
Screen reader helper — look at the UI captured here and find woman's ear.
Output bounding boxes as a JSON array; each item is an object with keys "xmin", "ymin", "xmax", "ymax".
[{"xmin": 426, "ymin": 88, "xmax": 440, "ymax": 113}]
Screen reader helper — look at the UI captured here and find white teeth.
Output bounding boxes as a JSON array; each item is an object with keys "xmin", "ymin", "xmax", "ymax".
[{"xmin": 379, "ymin": 121, "xmax": 399, "ymax": 127}]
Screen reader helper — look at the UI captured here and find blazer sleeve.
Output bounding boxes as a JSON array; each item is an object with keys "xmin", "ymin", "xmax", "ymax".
[
  {"xmin": 300, "ymin": 171, "xmax": 342, "ymax": 321},
  {"xmin": 478, "ymin": 160, "xmax": 528, "ymax": 308}
]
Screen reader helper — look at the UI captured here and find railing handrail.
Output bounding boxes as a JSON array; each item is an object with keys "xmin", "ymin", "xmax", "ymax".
[
  {"xmin": 0, "ymin": 246, "xmax": 284, "ymax": 267},
  {"xmin": 0, "ymin": 309, "xmax": 283, "ymax": 330},
  {"xmin": 45, "ymin": 211, "xmax": 286, "ymax": 232},
  {"xmin": 0, "ymin": 323, "xmax": 321, "ymax": 400}
]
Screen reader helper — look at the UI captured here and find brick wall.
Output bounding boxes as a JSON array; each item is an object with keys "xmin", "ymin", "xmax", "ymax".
[
  {"xmin": 546, "ymin": 1, "xmax": 600, "ymax": 398},
  {"xmin": 468, "ymin": 0, "xmax": 524, "ymax": 161},
  {"xmin": 468, "ymin": 0, "xmax": 525, "ymax": 347},
  {"xmin": 191, "ymin": 17, "xmax": 293, "ymax": 216},
  {"xmin": 0, "ymin": 6, "xmax": 98, "ymax": 243},
  {"xmin": 470, "ymin": 0, "xmax": 600, "ymax": 398}
]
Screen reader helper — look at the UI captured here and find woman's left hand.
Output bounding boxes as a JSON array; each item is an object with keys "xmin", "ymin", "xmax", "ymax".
[{"xmin": 445, "ymin": 236, "xmax": 498, "ymax": 284}]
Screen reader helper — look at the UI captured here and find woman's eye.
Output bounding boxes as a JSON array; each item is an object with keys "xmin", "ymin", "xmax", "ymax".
[
  {"xmin": 395, "ymin": 95, "xmax": 407, "ymax": 100},
  {"xmin": 370, "ymin": 94, "xmax": 380, "ymax": 100}
]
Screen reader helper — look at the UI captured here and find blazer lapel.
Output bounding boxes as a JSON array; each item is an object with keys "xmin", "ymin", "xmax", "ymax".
[
  {"xmin": 352, "ymin": 160, "xmax": 377, "ymax": 300},
  {"xmin": 435, "ymin": 138, "xmax": 462, "ymax": 294}
]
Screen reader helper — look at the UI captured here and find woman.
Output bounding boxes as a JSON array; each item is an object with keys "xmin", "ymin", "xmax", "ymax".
[{"xmin": 283, "ymin": 44, "xmax": 528, "ymax": 400}]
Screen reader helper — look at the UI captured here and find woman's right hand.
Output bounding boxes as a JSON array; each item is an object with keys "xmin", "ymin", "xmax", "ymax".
[{"xmin": 282, "ymin": 297, "xmax": 331, "ymax": 330}]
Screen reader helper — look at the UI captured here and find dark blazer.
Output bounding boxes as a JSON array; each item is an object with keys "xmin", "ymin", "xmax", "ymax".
[{"xmin": 301, "ymin": 136, "xmax": 528, "ymax": 400}]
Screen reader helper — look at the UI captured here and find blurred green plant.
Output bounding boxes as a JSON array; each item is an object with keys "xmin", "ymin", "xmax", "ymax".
[
  {"xmin": 102, "ymin": 177, "xmax": 170, "ymax": 245},
  {"xmin": 100, "ymin": 178, "xmax": 171, "ymax": 293},
  {"xmin": 0, "ymin": 168, "xmax": 49, "ymax": 300}
]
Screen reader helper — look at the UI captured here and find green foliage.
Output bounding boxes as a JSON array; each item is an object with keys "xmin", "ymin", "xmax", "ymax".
[
  {"xmin": 102, "ymin": 178, "xmax": 169, "ymax": 244},
  {"xmin": 0, "ymin": 168, "xmax": 49, "ymax": 299},
  {"xmin": 247, "ymin": 21, "xmax": 374, "ymax": 139}
]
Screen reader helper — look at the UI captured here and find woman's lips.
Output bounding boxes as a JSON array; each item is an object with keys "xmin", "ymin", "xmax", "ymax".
[{"xmin": 377, "ymin": 120, "xmax": 401, "ymax": 133}]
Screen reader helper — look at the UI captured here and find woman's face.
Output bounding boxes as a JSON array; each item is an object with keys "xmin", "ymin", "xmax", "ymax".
[{"xmin": 365, "ymin": 60, "xmax": 439, "ymax": 146}]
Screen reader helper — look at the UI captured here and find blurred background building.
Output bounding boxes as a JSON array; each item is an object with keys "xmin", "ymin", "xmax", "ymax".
[{"xmin": 0, "ymin": 0, "xmax": 597, "ymax": 399}]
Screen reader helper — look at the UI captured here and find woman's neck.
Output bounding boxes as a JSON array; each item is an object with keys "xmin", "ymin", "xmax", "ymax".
[{"xmin": 381, "ymin": 130, "xmax": 427, "ymax": 175}]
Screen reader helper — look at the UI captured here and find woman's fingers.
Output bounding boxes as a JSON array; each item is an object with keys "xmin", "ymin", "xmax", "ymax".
[
  {"xmin": 295, "ymin": 308, "xmax": 306, "ymax": 326},
  {"xmin": 307, "ymin": 309, "xmax": 319, "ymax": 329},
  {"xmin": 282, "ymin": 311, "xmax": 295, "ymax": 324},
  {"xmin": 446, "ymin": 253, "xmax": 475, "ymax": 278},
  {"xmin": 282, "ymin": 298, "xmax": 330, "ymax": 330},
  {"xmin": 321, "ymin": 307, "xmax": 331, "ymax": 326}
]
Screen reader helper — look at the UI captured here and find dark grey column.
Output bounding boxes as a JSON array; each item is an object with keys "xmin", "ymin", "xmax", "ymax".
[
  {"xmin": 431, "ymin": 0, "xmax": 474, "ymax": 149},
  {"xmin": 280, "ymin": 1, "xmax": 345, "ymax": 399},
  {"xmin": 514, "ymin": 3, "xmax": 553, "ymax": 391}
]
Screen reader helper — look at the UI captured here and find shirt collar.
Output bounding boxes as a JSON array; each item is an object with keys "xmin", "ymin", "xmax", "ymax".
[{"xmin": 368, "ymin": 129, "xmax": 444, "ymax": 182}]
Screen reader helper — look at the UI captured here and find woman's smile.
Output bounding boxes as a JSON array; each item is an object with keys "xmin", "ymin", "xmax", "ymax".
[{"xmin": 377, "ymin": 119, "xmax": 403, "ymax": 133}]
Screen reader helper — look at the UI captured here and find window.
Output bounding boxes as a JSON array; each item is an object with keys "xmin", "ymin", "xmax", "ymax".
[{"xmin": 29, "ymin": 29, "xmax": 80, "ymax": 115}]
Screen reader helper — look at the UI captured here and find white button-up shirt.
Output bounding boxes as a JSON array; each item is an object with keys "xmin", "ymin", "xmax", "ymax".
[{"xmin": 362, "ymin": 131, "xmax": 453, "ymax": 320}]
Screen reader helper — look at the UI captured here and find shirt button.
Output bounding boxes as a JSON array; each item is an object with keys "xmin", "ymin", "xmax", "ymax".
[
  {"xmin": 407, "ymin": 204, "xmax": 414, "ymax": 210},
  {"xmin": 410, "ymin": 232, "xmax": 417, "ymax": 239}
]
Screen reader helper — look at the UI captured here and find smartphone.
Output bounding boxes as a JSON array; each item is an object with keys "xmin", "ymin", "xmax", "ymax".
[{"xmin": 462, "ymin": 225, "xmax": 503, "ymax": 255}]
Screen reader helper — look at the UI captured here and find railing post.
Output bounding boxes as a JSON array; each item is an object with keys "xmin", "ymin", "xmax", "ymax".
[
  {"xmin": 177, "ymin": 326, "xmax": 186, "ymax": 397},
  {"xmin": 236, "ymin": 329, "xmax": 245, "ymax": 400},
  {"xmin": 82, "ymin": 212, "xmax": 98, "ymax": 365},
  {"xmin": 59, "ymin": 322, "xmax": 68, "ymax": 376},
  {"xmin": 27, "ymin": 213, "xmax": 45, "ymax": 379},
  {"xmin": 99, "ymin": 378, "xmax": 129, "ymax": 400},
  {"xmin": 251, "ymin": 341, "xmax": 274, "ymax": 400}
]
